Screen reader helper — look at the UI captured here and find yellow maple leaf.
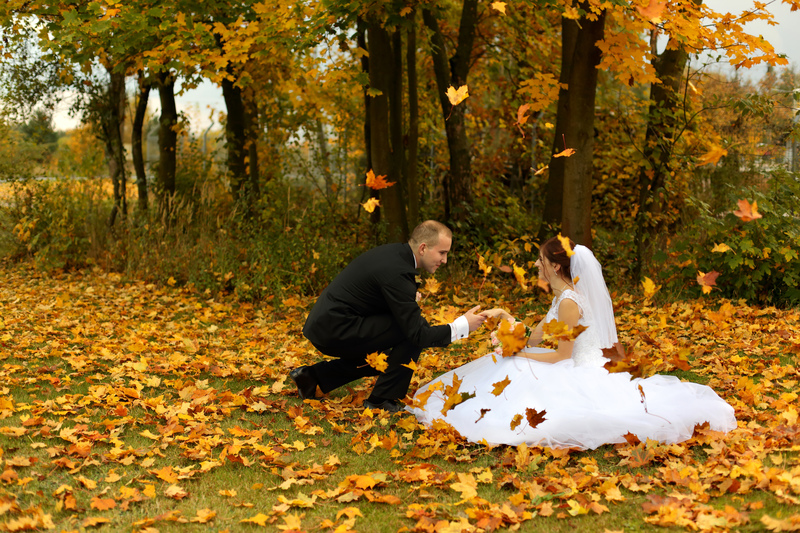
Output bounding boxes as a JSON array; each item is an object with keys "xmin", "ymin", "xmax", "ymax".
[
  {"xmin": 446, "ymin": 85, "xmax": 469, "ymax": 106},
  {"xmin": 512, "ymin": 263, "xmax": 528, "ymax": 290},
  {"xmin": 495, "ymin": 319, "xmax": 529, "ymax": 356},
  {"xmin": 510, "ymin": 413, "xmax": 523, "ymax": 430},
  {"xmin": 491, "ymin": 376, "xmax": 511, "ymax": 396},
  {"xmin": 241, "ymin": 513, "xmax": 270, "ymax": 526},
  {"xmin": 542, "ymin": 319, "xmax": 587, "ymax": 343},
  {"xmin": 557, "ymin": 233, "xmax": 574, "ymax": 257},
  {"xmin": 641, "ymin": 277, "xmax": 660, "ymax": 298},
  {"xmin": 491, "ymin": 1, "xmax": 506, "ymax": 14},
  {"xmin": 711, "ymin": 243, "xmax": 732, "ymax": 253},
  {"xmin": 450, "ymin": 473, "xmax": 478, "ymax": 501},
  {"xmin": 477, "ymin": 252, "xmax": 492, "ymax": 276},
  {"xmin": 361, "ymin": 197, "xmax": 380, "ymax": 213},
  {"xmin": 696, "ymin": 144, "xmax": 727, "ymax": 166},
  {"xmin": 191, "ymin": 509, "xmax": 216, "ymax": 524},
  {"xmin": 365, "ymin": 351, "xmax": 388, "ymax": 373}
]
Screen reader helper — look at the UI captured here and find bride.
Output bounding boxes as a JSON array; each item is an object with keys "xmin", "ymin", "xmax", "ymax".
[{"xmin": 408, "ymin": 236, "xmax": 737, "ymax": 449}]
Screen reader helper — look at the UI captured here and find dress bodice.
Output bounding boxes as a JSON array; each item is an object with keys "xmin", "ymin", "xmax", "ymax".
[{"xmin": 543, "ymin": 289, "xmax": 608, "ymax": 367}]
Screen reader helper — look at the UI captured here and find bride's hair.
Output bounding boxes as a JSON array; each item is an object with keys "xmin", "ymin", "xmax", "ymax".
[{"xmin": 540, "ymin": 236, "xmax": 576, "ymax": 280}]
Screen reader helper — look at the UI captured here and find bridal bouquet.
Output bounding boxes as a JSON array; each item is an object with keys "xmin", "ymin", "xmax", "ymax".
[{"xmin": 490, "ymin": 318, "xmax": 532, "ymax": 357}]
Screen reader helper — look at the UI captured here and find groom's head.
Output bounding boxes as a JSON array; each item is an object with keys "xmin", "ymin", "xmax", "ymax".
[{"xmin": 409, "ymin": 220, "xmax": 452, "ymax": 274}]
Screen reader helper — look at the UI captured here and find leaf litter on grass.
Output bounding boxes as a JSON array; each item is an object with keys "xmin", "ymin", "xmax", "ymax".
[{"xmin": 0, "ymin": 264, "xmax": 798, "ymax": 532}]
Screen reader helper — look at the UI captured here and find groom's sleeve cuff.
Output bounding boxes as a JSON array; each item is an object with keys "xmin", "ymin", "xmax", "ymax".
[{"xmin": 450, "ymin": 315, "xmax": 470, "ymax": 342}]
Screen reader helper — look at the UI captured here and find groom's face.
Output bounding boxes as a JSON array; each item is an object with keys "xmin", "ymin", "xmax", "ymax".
[{"xmin": 419, "ymin": 234, "xmax": 452, "ymax": 274}]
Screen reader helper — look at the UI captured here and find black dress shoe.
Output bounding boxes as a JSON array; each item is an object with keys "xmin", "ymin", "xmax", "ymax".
[
  {"xmin": 289, "ymin": 366, "xmax": 318, "ymax": 400},
  {"xmin": 363, "ymin": 398, "xmax": 404, "ymax": 413}
]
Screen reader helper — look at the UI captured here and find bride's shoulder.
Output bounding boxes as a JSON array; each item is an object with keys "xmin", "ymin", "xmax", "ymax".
[{"xmin": 557, "ymin": 289, "xmax": 585, "ymax": 313}]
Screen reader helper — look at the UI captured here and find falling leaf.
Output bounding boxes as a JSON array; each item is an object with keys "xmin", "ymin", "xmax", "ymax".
[
  {"xmin": 641, "ymin": 277, "xmax": 660, "ymax": 298},
  {"xmin": 361, "ymin": 197, "xmax": 380, "ymax": 213},
  {"xmin": 491, "ymin": 376, "xmax": 512, "ymax": 396},
  {"xmin": 711, "ymin": 243, "xmax": 732, "ymax": 253},
  {"xmin": 696, "ymin": 144, "xmax": 727, "ymax": 166},
  {"xmin": 696, "ymin": 271, "xmax": 720, "ymax": 294},
  {"xmin": 516, "ymin": 103, "xmax": 530, "ymax": 125},
  {"xmin": 365, "ymin": 169, "xmax": 396, "ymax": 190},
  {"xmin": 557, "ymin": 233, "xmax": 574, "ymax": 257},
  {"xmin": 446, "ymin": 85, "xmax": 469, "ymax": 106},
  {"xmin": 534, "ymin": 166, "xmax": 549, "ymax": 176},
  {"xmin": 542, "ymin": 319, "xmax": 587, "ymax": 343},
  {"xmin": 510, "ymin": 414, "xmax": 523, "ymax": 430},
  {"xmin": 553, "ymin": 148, "xmax": 576, "ymax": 158},
  {"xmin": 365, "ymin": 352, "xmax": 388, "ymax": 373},
  {"xmin": 491, "ymin": 1, "xmax": 507, "ymax": 14},
  {"xmin": 477, "ymin": 253, "xmax": 492, "ymax": 277},
  {"xmin": 525, "ymin": 407, "xmax": 547, "ymax": 428},
  {"xmin": 512, "ymin": 263, "xmax": 528, "ymax": 290},
  {"xmin": 732, "ymin": 199, "xmax": 762, "ymax": 222},
  {"xmin": 495, "ymin": 319, "xmax": 529, "ymax": 356}
]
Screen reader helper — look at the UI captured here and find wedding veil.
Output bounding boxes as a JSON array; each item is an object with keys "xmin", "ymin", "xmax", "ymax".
[{"xmin": 571, "ymin": 245, "xmax": 618, "ymax": 349}]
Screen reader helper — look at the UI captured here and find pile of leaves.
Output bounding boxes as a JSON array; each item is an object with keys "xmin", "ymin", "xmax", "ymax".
[{"xmin": 0, "ymin": 262, "xmax": 798, "ymax": 532}]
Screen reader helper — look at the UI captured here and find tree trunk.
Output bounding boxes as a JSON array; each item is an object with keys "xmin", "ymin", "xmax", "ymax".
[
  {"xmin": 132, "ymin": 71, "xmax": 150, "ymax": 213},
  {"xmin": 356, "ymin": 18, "xmax": 379, "ymax": 225},
  {"xmin": 422, "ymin": 0, "xmax": 478, "ymax": 221},
  {"xmin": 634, "ymin": 31, "xmax": 694, "ymax": 279},
  {"xmin": 539, "ymin": 7, "xmax": 605, "ymax": 247},
  {"xmin": 221, "ymin": 72, "xmax": 259, "ymax": 214},
  {"xmin": 406, "ymin": 19, "xmax": 420, "ymax": 228},
  {"xmin": 103, "ymin": 68, "xmax": 127, "ymax": 228},
  {"xmin": 367, "ymin": 21, "xmax": 408, "ymax": 241},
  {"xmin": 157, "ymin": 70, "xmax": 177, "ymax": 213}
]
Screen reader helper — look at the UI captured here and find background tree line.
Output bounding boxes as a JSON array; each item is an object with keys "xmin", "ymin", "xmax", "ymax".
[{"xmin": 1, "ymin": 0, "xmax": 799, "ymax": 304}]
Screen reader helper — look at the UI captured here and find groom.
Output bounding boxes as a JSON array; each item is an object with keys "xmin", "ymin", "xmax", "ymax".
[{"xmin": 291, "ymin": 220, "xmax": 485, "ymax": 412}]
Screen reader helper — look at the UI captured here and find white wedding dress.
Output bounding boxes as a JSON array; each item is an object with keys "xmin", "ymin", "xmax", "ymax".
[{"xmin": 409, "ymin": 290, "xmax": 737, "ymax": 450}]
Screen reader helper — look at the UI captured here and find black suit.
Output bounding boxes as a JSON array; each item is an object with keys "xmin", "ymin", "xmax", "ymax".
[{"xmin": 303, "ymin": 242, "xmax": 451, "ymax": 400}]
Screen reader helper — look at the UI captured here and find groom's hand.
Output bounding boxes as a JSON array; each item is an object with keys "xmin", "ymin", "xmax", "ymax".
[{"xmin": 464, "ymin": 305, "xmax": 486, "ymax": 333}]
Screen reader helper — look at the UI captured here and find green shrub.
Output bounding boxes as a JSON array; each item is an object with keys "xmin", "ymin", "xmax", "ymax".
[{"xmin": 661, "ymin": 170, "xmax": 800, "ymax": 306}]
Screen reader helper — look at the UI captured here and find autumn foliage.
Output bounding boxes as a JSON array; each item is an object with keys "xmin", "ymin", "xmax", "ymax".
[{"xmin": 1, "ymin": 260, "xmax": 799, "ymax": 532}]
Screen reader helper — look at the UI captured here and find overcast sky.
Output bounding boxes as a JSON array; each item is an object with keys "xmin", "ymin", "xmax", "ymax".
[{"xmin": 51, "ymin": 0, "xmax": 800, "ymax": 131}]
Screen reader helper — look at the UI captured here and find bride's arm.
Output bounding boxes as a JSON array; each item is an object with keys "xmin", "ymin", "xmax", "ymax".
[{"xmin": 519, "ymin": 298, "xmax": 580, "ymax": 363}]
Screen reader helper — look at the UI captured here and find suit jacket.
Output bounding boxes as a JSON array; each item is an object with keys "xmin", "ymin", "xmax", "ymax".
[{"xmin": 303, "ymin": 242, "xmax": 451, "ymax": 350}]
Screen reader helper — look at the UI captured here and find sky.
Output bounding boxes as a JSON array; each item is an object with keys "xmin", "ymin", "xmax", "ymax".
[{"xmin": 51, "ymin": 0, "xmax": 800, "ymax": 132}]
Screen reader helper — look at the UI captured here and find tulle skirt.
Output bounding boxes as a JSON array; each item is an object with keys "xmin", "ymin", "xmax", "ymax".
[{"xmin": 408, "ymin": 348, "xmax": 737, "ymax": 450}]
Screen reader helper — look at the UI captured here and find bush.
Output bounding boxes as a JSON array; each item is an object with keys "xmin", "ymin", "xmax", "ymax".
[{"xmin": 660, "ymin": 170, "xmax": 800, "ymax": 306}]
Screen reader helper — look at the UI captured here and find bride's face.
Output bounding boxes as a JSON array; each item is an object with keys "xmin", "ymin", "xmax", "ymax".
[{"xmin": 535, "ymin": 255, "xmax": 556, "ymax": 283}]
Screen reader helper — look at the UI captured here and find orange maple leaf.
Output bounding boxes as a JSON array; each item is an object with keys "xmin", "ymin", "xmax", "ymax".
[
  {"xmin": 495, "ymin": 319, "xmax": 529, "ymax": 356},
  {"xmin": 365, "ymin": 169, "xmax": 395, "ymax": 190},
  {"xmin": 525, "ymin": 407, "xmax": 547, "ymax": 428},
  {"xmin": 697, "ymin": 271, "xmax": 720, "ymax": 294},
  {"xmin": 636, "ymin": 0, "xmax": 666, "ymax": 22},
  {"xmin": 90, "ymin": 497, "xmax": 116, "ymax": 511},
  {"xmin": 553, "ymin": 147, "xmax": 576, "ymax": 158},
  {"xmin": 491, "ymin": 376, "xmax": 512, "ymax": 396},
  {"xmin": 732, "ymin": 199, "xmax": 762, "ymax": 222}
]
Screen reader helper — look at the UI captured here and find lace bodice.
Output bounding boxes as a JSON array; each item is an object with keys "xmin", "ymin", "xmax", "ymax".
[{"xmin": 543, "ymin": 289, "xmax": 609, "ymax": 367}]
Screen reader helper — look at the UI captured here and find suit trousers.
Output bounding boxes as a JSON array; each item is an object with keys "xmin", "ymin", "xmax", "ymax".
[{"xmin": 307, "ymin": 313, "xmax": 422, "ymax": 400}]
